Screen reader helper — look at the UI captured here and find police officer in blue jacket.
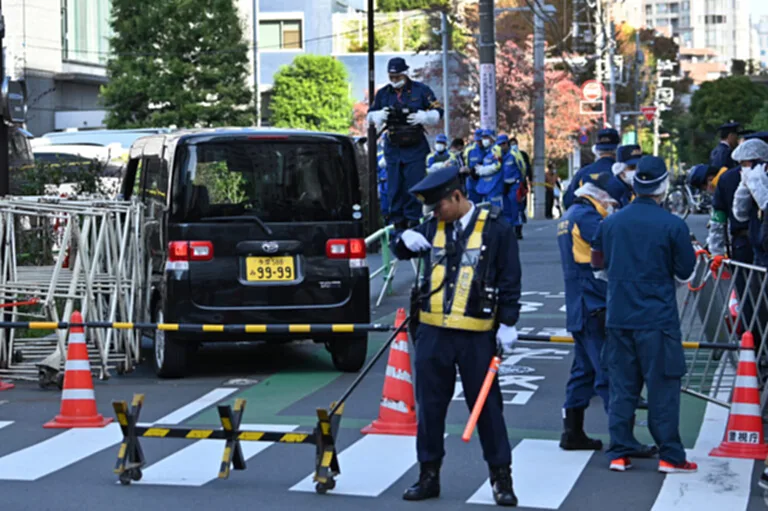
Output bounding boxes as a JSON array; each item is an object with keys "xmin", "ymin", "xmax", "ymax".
[
  {"xmin": 710, "ymin": 121, "xmax": 740, "ymax": 171},
  {"xmin": 496, "ymin": 134, "xmax": 525, "ymax": 227},
  {"xmin": 563, "ymin": 128, "xmax": 620, "ymax": 209},
  {"xmin": 426, "ymin": 134, "xmax": 459, "ymax": 173},
  {"xmin": 592, "ymin": 156, "xmax": 698, "ymax": 474},
  {"xmin": 611, "ymin": 145, "xmax": 643, "ymax": 207},
  {"xmin": 392, "ymin": 165, "xmax": 521, "ymax": 506},
  {"xmin": 464, "ymin": 128, "xmax": 488, "ymax": 203},
  {"xmin": 367, "ymin": 57, "xmax": 444, "ymax": 230},
  {"xmin": 377, "ymin": 137, "xmax": 389, "ymax": 221}
]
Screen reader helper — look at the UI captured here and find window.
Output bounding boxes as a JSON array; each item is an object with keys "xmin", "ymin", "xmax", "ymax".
[
  {"xmin": 142, "ymin": 156, "xmax": 168, "ymax": 202},
  {"xmin": 670, "ymin": 3, "xmax": 680, "ymax": 14},
  {"xmin": 259, "ymin": 20, "xmax": 303, "ymax": 50},
  {"xmin": 63, "ymin": 0, "xmax": 112, "ymax": 65},
  {"xmin": 657, "ymin": 3, "xmax": 668, "ymax": 14},
  {"xmin": 645, "ymin": 5, "xmax": 653, "ymax": 15},
  {"xmin": 180, "ymin": 141, "xmax": 357, "ymax": 223}
]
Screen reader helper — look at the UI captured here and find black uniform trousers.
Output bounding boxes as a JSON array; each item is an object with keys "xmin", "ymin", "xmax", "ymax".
[{"xmin": 414, "ymin": 323, "xmax": 511, "ymax": 467}]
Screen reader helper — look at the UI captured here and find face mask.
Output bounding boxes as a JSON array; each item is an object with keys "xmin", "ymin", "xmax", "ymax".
[
  {"xmin": 621, "ymin": 171, "xmax": 635, "ymax": 185},
  {"xmin": 482, "ymin": 139, "xmax": 492, "ymax": 148},
  {"xmin": 390, "ymin": 80, "xmax": 405, "ymax": 89},
  {"xmin": 435, "ymin": 143, "xmax": 446, "ymax": 152},
  {"xmin": 511, "ymin": 144, "xmax": 518, "ymax": 151}
]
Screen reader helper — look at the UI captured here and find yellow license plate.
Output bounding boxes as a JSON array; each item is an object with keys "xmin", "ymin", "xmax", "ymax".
[{"xmin": 245, "ymin": 257, "xmax": 295, "ymax": 282}]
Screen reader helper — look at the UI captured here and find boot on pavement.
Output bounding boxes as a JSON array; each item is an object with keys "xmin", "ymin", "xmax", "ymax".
[
  {"xmin": 402, "ymin": 461, "xmax": 440, "ymax": 501},
  {"xmin": 489, "ymin": 465, "xmax": 518, "ymax": 507},
  {"xmin": 559, "ymin": 407, "xmax": 603, "ymax": 450}
]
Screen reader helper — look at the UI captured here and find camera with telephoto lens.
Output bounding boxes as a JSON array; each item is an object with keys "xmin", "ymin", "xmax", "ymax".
[{"xmin": 386, "ymin": 106, "xmax": 423, "ymax": 147}]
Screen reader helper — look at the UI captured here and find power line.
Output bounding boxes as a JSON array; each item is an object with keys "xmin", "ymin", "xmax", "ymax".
[{"xmin": 23, "ymin": 13, "xmax": 424, "ymax": 59}]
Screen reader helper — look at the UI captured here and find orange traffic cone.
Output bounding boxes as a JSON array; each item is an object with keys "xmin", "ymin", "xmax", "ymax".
[
  {"xmin": 361, "ymin": 307, "xmax": 417, "ymax": 436},
  {"xmin": 710, "ymin": 331, "xmax": 768, "ymax": 459},
  {"xmin": 44, "ymin": 311, "xmax": 112, "ymax": 429}
]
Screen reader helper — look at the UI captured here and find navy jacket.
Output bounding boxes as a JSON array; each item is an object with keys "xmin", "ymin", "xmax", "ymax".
[
  {"xmin": 712, "ymin": 166, "xmax": 751, "ymax": 235},
  {"xmin": 393, "ymin": 207, "xmax": 522, "ymax": 327},
  {"xmin": 563, "ymin": 157, "xmax": 616, "ymax": 210},
  {"xmin": 557, "ymin": 197, "xmax": 609, "ymax": 332},
  {"xmin": 710, "ymin": 142, "xmax": 736, "ymax": 172},
  {"xmin": 594, "ymin": 197, "xmax": 696, "ymax": 330}
]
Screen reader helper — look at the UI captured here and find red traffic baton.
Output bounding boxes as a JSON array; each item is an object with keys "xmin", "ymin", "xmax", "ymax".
[{"xmin": 462, "ymin": 354, "xmax": 502, "ymax": 442}]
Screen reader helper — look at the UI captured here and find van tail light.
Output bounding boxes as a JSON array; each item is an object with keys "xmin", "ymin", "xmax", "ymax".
[
  {"xmin": 168, "ymin": 241, "xmax": 214, "ymax": 262},
  {"xmin": 326, "ymin": 238, "xmax": 366, "ymax": 259}
]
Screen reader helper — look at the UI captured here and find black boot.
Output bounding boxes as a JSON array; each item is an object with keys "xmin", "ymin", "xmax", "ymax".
[
  {"xmin": 559, "ymin": 408, "xmax": 603, "ymax": 450},
  {"xmin": 403, "ymin": 461, "xmax": 440, "ymax": 501},
  {"xmin": 489, "ymin": 465, "xmax": 518, "ymax": 507},
  {"xmin": 515, "ymin": 225, "xmax": 523, "ymax": 240}
]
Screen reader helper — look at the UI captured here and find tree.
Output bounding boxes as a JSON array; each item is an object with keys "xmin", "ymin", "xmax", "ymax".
[
  {"xmin": 101, "ymin": 0, "xmax": 254, "ymax": 129},
  {"xmin": 685, "ymin": 76, "xmax": 768, "ymax": 163},
  {"xmin": 750, "ymin": 103, "xmax": 768, "ymax": 132},
  {"xmin": 269, "ymin": 55, "xmax": 354, "ymax": 133},
  {"xmin": 377, "ymin": 0, "xmax": 449, "ymax": 11}
]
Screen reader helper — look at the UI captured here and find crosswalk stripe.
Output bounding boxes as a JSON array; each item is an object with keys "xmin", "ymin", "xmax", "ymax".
[
  {"xmin": 132, "ymin": 424, "xmax": 298, "ymax": 486},
  {"xmin": 652, "ymin": 361, "xmax": 753, "ymax": 510},
  {"xmin": 0, "ymin": 387, "xmax": 239, "ymax": 481},
  {"xmin": 290, "ymin": 434, "xmax": 434, "ymax": 497},
  {"xmin": 0, "ymin": 421, "xmax": 13, "ymax": 430},
  {"xmin": 466, "ymin": 439, "xmax": 592, "ymax": 508}
]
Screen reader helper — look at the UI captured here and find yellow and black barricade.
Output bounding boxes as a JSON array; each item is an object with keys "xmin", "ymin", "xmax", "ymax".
[
  {"xmin": 112, "ymin": 394, "xmax": 344, "ymax": 493},
  {"xmin": 0, "ymin": 321, "xmax": 393, "ymax": 333}
]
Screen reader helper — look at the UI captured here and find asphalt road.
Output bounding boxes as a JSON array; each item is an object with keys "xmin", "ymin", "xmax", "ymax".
[{"xmin": 0, "ymin": 213, "xmax": 766, "ymax": 511}]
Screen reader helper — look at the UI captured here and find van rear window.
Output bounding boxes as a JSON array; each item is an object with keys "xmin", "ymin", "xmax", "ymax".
[{"xmin": 180, "ymin": 140, "xmax": 358, "ymax": 223}]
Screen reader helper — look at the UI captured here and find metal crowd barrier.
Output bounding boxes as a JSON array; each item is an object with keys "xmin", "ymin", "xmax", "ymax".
[{"xmin": 677, "ymin": 245, "xmax": 768, "ymax": 411}]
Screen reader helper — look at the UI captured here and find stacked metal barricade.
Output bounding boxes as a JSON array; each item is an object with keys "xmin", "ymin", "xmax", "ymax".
[{"xmin": 0, "ymin": 195, "xmax": 146, "ymax": 384}]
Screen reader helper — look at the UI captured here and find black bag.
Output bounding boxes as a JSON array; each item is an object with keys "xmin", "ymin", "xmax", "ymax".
[{"xmin": 386, "ymin": 107, "xmax": 424, "ymax": 147}]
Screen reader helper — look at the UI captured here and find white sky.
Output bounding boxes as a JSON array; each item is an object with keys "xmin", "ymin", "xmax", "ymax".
[{"xmin": 753, "ymin": 0, "xmax": 768, "ymax": 17}]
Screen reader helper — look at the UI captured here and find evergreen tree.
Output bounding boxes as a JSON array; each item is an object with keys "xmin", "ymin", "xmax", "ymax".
[
  {"xmin": 101, "ymin": 0, "xmax": 254, "ymax": 129},
  {"xmin": 269, "ymin": 55, "xmax": 354, "ymax": 133}
]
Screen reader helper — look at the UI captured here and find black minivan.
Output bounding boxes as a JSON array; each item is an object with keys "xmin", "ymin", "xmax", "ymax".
[{"xmin": 120, "ymin": 128, "xmax": 371, "ymax": 378}]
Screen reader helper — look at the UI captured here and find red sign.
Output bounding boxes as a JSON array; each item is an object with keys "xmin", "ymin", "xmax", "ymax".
[
  {"xmin": 581, "ymin": 80, "xmax": 603, "ymax": 101},
  {"xmin": 641, "ymin": 106, "xmax": 657, "ymax": 122}
]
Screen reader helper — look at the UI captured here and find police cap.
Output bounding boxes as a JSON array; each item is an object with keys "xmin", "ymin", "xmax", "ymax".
[
  {"xmin": 717, "ymin": 121, "xmax": 741, "ymax": 137},
  {"xmin": 745, "ymin": 131, "xmax": 768, "ymax": 143},
  {"xmin": 617, "ymin": 144, "xmax": 643, "ymax": 165},
  {"xmin": 474, "ymin": 128, "xmax": 484, "ymax": 141},
  {"xmin": 387, "ymin": 57, "xmax": 409, "ymax": 74},
  {"xmin": 409, "ymin": 165, "xmax": 463, "ymax": 206},
  {"xmin": 482, "ymin": 129, "xmax": 495, "ymax": 138},
  {"xmin": 497, "ymin": 134, "xmax": 510, "ymax": 145},
  {"xmin": 435, "ymin": 134, "xmax": 448, "ymax": 144},
  {"xmin": 633, "ymin": 156, "xmax": 669, "ymax": 195},
  {"xmin": 595, "ymin": 128, "xmax": 620, "ymax": 151}
]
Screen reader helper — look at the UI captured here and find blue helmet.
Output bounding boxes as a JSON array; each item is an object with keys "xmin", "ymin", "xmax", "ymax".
[
  {"xmin": 496, "ymin": 134, "xmax": 510, "ymax": 145},
  {"xmin": 482, "ymin": 129, "xmax": 495, "ymax": 139},
  {"xmin": 435, "ymin": 134, "xmax": 448, "ymax": 144},
  {"xmin": 474, "ymin": 128, "xmax": 484, "ymax": 141}
]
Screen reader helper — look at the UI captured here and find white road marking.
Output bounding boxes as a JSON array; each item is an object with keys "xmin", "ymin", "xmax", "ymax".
[
  {"xmin": 651, "ymin": 362, "xmax": 753, "ymax": 510},
  {"xmin": 290, "ymin": 434, "xmax": 445, "ymax": 497},
  {"xmin": 0, "ymin": 387, "xmax": 239, "ymax": 481},
  {"xmin": 0, "ymin": 421, "xmax": 12, "ymax": 430},
  {"xmin": 133, "ymin": 423, "xmax": 298, "ymax": 486},
  {"xmin": 467, "ymin": 439, "xmax": 592, "ymax": 508}
]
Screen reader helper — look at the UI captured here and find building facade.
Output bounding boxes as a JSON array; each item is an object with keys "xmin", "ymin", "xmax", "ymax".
[{"xmin": 3, "ymin": 0, "xmax": 449, "ymax": 136}]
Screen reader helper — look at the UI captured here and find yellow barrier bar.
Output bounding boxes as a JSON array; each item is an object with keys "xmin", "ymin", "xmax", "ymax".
[
  {"xmin": 332, "ymin": 324, "xmax": 355, "ymax": 333},
  {"xmin": 157, "ymin": 323, "xmax": 180, "ymax": 331},
  {"xmin": 202, "ymin": 324, "xmax": 224, "ymax": 333},
  {"xmin": 28, "ymin": 322, "xmax": 58, "ymax": 330},
  {"xmin": 289, "ymin": 325, "xmax": 311, "ymax": 333},
  {"xmin": 112, "ymin": 322, "xmax": 134, "ymax": 330},
  {"xmin": 244, "ymin": 325, "xmax": 267, "ymax": 333}
]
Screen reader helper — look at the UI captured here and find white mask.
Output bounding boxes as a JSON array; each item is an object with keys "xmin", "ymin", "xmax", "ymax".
[
  {"xmin": 390, "ymin": 80, "xmax": 405, "ymax": 89},
  {"xmin": 482, "ymin": 139, "xmax": 492, "ymax": 148},
  {"xmin": 511, "ymin": 144, "xmax": 518, "ymax": 151},
  {"xmin": 621, "ymin": 171, "xmax": 635, "ymax": 185},
  {"xmin": 435, "ymin": 143, "xmax": 446, "ymax": 152}
]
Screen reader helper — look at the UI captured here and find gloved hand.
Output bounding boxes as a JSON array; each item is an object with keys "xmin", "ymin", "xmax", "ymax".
[
  {"xmin": 427, "ymin": 161, "xmax": 446, "ymax": 174},
  {"xmin": 476, "ymin": 164, "xmax": 498, "ymax": 177},
  {"xmin": 407, "ymin": 110, "xmax": 441, "ymax": 126},
  {"xmin": 401, "ymin": 229, "xmax": 431, "ymax": 252},
  {"xmin": 366, "ymin": 107, "xmax": 390, "ymax": 129},
  {"xmin": 496, "ymin": 324, "xmax": 518, "ymax": 355}
]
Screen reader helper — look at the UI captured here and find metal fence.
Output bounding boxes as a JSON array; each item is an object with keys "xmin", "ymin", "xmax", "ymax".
[{"xmin": 678, "ymin": 242, "xmax": 768, "ymax": 412}]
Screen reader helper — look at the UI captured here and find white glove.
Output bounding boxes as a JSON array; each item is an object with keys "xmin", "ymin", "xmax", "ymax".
[
  {"xmin": 427, "ymin": 161, "xmax": 446, "ymax": 174},
  {"xmin": 401, "ymin": 229, "xmax": 431, "ymax": 252},
  {"xmin": 366, "ymin": 107, "xmax": 389, "ymax": 129},
  {"xmin": 744, "ymin": 163, "xmax": 768, "ymax": 210},
  {"xmin": 496, "ymin": 324, "xmax": 518, "ymax": 355},
  {"xmin": 407, "ymin": 109, "xmax": 440, "ymax": 126},
  {"xmin": 476, "ymin": 164, "xmax": 499, "ymax": 177}
]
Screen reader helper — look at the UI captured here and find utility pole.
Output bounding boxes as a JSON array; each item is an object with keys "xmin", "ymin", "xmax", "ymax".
[
  {"xmin": 633, "ymin": 30, "xmax": 640, "ymax": 140},
  {"xmin": 0, "ymin": 0, "xmax": 7, "ymax": 197},
  {"xmin": 532, "ymin": 2, "xmax": 547, "ymax": 220},
  {"xmin": 607, "ymin": 18, "xmax": 616, "ymax": 125},
  {"xmin": 253, "ymin": 0, "xmax": 261, "ymax": 127},
  {"xmin": 440, "ymin": 11, "xmax": 450, "ymax": 138},
  {"xmin": 366, "ymin": 0, "xmax": 379, "ymax": 234},
  {"xmin": 478, "ymin": 0, "xmax": 496, "ymax": 131}
]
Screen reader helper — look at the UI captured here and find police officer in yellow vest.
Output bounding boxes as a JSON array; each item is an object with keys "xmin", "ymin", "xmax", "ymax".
[{"xmin": 392, "ymin": 165, "xmax": 521, "ymax": 506}]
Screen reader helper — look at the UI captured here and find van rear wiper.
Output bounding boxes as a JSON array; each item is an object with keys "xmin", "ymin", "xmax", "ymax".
[{"xmin": 199, "ymin": 215, "xmax": 274, "ymax": 236}]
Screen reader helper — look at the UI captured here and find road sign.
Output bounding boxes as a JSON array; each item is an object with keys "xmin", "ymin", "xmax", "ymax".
[
  {"xmin": 581, "ymin": 80, "xmax": 603, "ymax": 101},
  {"xmin": 656, "ymin": 87, "xmax": 674, "ymax": 106},
  {"xmin": 641, "ymin": 106, "xmax": 657, "ymax": 122},
  {"xmin": 579, "ymin": 133, "xmax": 588, "ymax": 145}
]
